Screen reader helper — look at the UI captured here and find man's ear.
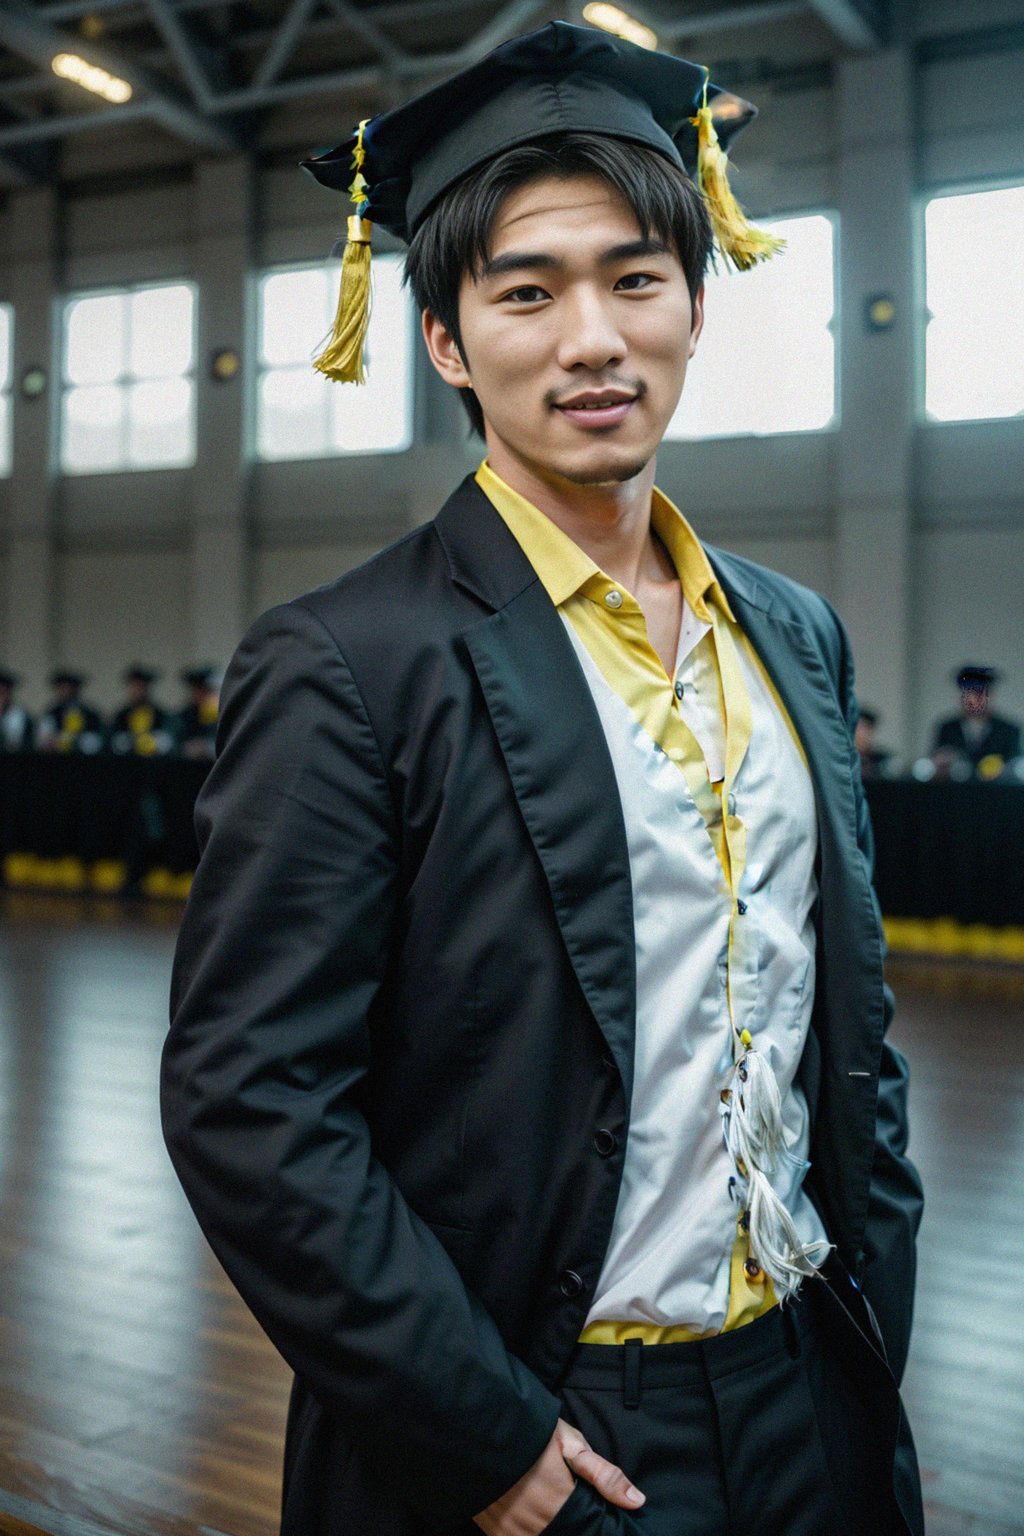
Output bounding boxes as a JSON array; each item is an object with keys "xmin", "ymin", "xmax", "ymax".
[
  {"xmin": 687, "ymin": 282, "xmax": 705, "ymax": 358},
  {"xmin": 422, "ymin": 310, "xmax": 472, "ymax": 388}
]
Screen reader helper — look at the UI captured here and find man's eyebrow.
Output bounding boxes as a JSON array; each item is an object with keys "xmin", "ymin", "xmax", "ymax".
[{"xmin": 480, "ymin": 237, "xmax": 672, "ymax": 282}]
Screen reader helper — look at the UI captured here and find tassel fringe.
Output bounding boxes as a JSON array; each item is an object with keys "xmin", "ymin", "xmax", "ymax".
[
  {"xmin": 313, "ymin": 216, "xmax": 373, "ymax": 384},
  {"xmin": 723, "ymin": 1047, "xmax": 833, "ymax": 1297},
  {"xmin": 692, "ymin": 79, "xmax": 785, "ymax": 273},
  {"xmin": 313, "ymin": 118, "xmax": 373, "ymax": 385}
]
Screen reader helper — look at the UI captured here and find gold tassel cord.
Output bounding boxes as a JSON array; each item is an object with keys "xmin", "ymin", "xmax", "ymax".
[
  {"xmin": 313, "ymin": 119, "xmax": 374, "ymax": 384},
  {"xmin": 691, "ymin": 76, "xmax": 785, "ymax": 273}
]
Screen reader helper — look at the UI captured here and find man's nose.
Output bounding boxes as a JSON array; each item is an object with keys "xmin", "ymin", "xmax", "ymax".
[{"xmin": 555, "ymin": 288, "xmax": 627, "ymax": 373}]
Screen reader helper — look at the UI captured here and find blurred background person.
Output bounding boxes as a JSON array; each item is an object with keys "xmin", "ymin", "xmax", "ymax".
[
  {"xmin": 174, "ymin": 666, "xmax": 220, "ymax": 760},
  {"xmin": 0, "ymin": 670, "xmax": 32, "ymax": 753},
  {"xmin": 35, "ymin": 670, "xmax": 106, "ymax": 754},
  {"xmin": 855, "ymin": 705, "xmax": 893, "ymax": 780},
  {"xmin": 109, "ymin": 664, "xmax": 176, "ymax": 756},
  {"xmin": 930, "ymin": 664, "xmax": 1022, "ymax": 778}
]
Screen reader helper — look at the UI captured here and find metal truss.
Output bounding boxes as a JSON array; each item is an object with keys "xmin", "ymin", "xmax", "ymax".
[{"xmin": 0, "ymin": 0, "xmax": 881, "ymax": 176}]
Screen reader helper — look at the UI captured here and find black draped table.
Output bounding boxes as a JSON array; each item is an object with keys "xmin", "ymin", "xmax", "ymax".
[
  {"xmin": 864, "ymin": 779, "xmax": 1024, "ymax": 928},
  {"xmin": 2, "ymin": 758, "xmax": 1023, "ymax": 926},
  {"xmin": 0, "ymin": 754, "xmax": 210, "ymax": 894}
]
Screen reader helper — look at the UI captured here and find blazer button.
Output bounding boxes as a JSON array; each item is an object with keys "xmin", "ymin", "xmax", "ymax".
[
  {"xmin": 559, "ymin": 1269, "xmax": 584, "ymax": 1298},
  {"xmin": 593, "ymin": 1128, "xmax": 618, "ymax": 1157}
]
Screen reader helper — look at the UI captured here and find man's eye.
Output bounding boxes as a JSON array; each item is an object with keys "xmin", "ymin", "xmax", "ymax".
[
  {"xmin": 503, "ymin": 285, "xmax": 549, "ymax": 303},
  {"xmin": 616, "ymin": 272, "xmax": 658, "ymax": 291}
]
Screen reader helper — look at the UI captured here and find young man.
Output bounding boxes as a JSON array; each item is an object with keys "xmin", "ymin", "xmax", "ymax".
[{"xmin": 161, "ymin": 23, "xmax": 924, "ymax": 1536}]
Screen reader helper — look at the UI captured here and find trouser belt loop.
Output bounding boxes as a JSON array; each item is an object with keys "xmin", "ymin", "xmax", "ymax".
[{"xmin": 622, "ymin": 1336, "xmax": 642, "ymax": 1409}]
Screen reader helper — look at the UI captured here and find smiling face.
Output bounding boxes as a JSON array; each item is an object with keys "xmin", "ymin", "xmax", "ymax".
[{"xmin": 423, "ymin": 173, "xmax": 702, "ymax": 497}]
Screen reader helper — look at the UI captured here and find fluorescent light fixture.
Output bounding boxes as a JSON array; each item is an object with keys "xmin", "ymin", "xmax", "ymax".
[
  {"xmin": 582, "ymin": 3, "xmax": 658, "ymax": 50},
  {"xmin": 52, "ymin": 52, "xmax": 133, "ymax": 104}
]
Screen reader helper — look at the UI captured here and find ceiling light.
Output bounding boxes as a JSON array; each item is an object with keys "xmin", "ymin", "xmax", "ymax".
[
  {"xmin": 52, "ymin": 53, "xmax": 133, "ymax": 105},
  {"xmin": 582, "ymin": 3, "xmax": 658, "ymax": 51}
]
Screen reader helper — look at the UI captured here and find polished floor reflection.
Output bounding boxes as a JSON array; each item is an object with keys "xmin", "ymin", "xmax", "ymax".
[{"xmin": 0, "ymin": 895, "xmax": 1021, "ymax": 1536}]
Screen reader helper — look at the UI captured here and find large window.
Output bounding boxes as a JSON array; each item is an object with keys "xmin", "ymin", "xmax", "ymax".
[
  {"xmin": 666, "ymin": 213, "xmax": 836, "ymax": 441},
  {"xmin": 256, "ymin": 254, "xmax": 413, "ymax": 460},
  {"xmin": 924, "ymin": 184, "xmax": 1024, "ymax": 423},
  {"xmin": 61, "ymin": 282, "xmax": 196, "ymax": 473},
  {"xmin": 0, "ymin": 304, "xmax": 12, "ymax": 476}
]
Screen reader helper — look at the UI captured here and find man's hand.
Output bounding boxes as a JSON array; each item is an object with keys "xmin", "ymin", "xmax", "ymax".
[{"xmin": 473, "ymin": 1416, "xmax": 646, "ymax": 1534}]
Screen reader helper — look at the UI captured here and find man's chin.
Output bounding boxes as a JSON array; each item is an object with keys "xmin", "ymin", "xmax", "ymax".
[{"xmin": 557, "ymin": 455, "xmax": 653, "ymax": 487}]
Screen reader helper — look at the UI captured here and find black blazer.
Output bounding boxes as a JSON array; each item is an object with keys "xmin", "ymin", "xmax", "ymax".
[
  {"xmin": 160, "ymin": 476, "xmax": 923, "ymax": 1536},
  {"xmin": 932, "ymin": 713, "xmax": 1021, "ymax": 764}
]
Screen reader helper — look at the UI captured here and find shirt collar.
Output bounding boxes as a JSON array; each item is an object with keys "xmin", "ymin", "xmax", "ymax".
[{"xmin": 475, "ymin": 458, "xmax": 736, "ymax": 624}]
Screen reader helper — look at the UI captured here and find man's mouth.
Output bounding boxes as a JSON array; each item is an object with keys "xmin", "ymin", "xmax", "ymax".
[{"xmin": 553, "ymin": 389, "xmax": 639, "ymax": 428}]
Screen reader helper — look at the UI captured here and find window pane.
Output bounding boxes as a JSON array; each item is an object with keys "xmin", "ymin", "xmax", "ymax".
[
  {"xmin": 63, "ymin": 384, "xmax": 125, "ymax": 471},
  {"xmin": 260, "ymin": 269, "xmax": 331, "ymax": 368},
  {"xmin": 258, "ymin": 366, "xmax": 330, "ymax": 460},
  {"xmin": 257, "ymin": 255, "xmax": 413, "ymax": 459},
  {"xmin": 925, "ymin": 185, "xmax": 1024, "ymax": 422},
  {"xmin": 327, "ymin": 256, "xmax": 413, "ymax": 454},
  {"xmin": 126, "ymin": 377, "xmax": 194, "ymax": 466},
  {"xmin": 65, "ymin": 293, "xmax": 126, "ymax": 385},
  {"xmin": 666, "ymin": 214, "xmax": 836, "ymax": 440},
  {"xmin": 0, "ymin": 305, "xmax": 11, "ymax": 390},
  {"xmin": 128, "ymin": 284, "xmax": 194, "ymax": 379}
]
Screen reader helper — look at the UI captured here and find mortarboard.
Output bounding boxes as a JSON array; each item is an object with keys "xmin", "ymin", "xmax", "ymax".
[
  {"xmin": 181, "ymin": 665, "xmax": 218, "ymax": 689},
  {"xmin": 0, "ymin": 668, "xmax": 20, "ymax": 690},
  {"xmin": 301, "ymin": 20, "xmax": 777, "ymax": 384},
  {"xmin": 51, "ymin": 669, "xmax": 87, "ymax": 689},
  {"xmin": 956, "ymin": 664, "xmax": 1000, "ymax": 689},
  {"xmin": 124, "ymin": 663, "xmax": 161, "ymax": 685}
]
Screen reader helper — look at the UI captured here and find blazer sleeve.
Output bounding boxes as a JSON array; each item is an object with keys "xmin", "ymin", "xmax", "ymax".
[
  {"xmin": 827, "ymin": 600, "xmax": 925, "ymax": 1385},
  {"xmin": 160, "ymin": 599, "xmax": 562, "ymax": 1531}
]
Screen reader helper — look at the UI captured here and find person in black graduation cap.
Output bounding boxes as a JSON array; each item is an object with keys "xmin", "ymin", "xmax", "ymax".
[
  {"xmin": 0, "ymin": 669, "xmax": 33, "ymax": 753},
  {"xmin": 162, "ymin": 23, "xmax": 923, "ymax": 1536},
  {"xmin": 930, "ymin": 664, "xmax": 1021, "ymax": 774},
  {"xmin": 109, "ymin": 664, "xmax": 175, "ymax": 756},
  {"xmin": 173, "ymin": 666, "xmax": 220, "ymax": 759},
  {"xmin": 36, "ymin": 670, "xmax": 105, "ymax": 753}
]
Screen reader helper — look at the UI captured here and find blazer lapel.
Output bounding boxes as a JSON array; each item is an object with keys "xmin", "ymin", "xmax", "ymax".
[{"xmin": 435, "ymin": 480, "xmax": 637, "ymax": 1104}]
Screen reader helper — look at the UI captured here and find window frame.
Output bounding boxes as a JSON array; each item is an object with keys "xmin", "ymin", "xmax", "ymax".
[
  {"xmin": 918, "ymin": 175, "xmax": 1024, "ymax": 430},
  {"xmin": 0, "ymin": 301, "xmax": 13, "ymax": 478},
  {"xmin": 253, "ymin": 254, "xmax": 415, "ymax": 464},
  {"xmin": 664, "ymin": 204, "xmax": 840, "ymax": 444},
  {"xmin": 59, "ymin": 277, "xmax": 198, "ymax": 477}
]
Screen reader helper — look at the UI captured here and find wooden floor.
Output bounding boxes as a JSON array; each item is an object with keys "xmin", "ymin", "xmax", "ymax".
[{"xmin": 0, "ymin": 892, "xmax": 1021, "ymax": 1536}]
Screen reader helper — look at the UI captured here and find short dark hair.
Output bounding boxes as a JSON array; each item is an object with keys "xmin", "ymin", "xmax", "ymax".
[{"xmin": 404, "ymin": 132, "xmax": 713, "ymax": 438}]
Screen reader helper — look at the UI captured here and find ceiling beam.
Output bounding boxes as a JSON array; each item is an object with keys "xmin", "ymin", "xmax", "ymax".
[
  {"xmin": 322, "ymin": 0, "xmax": 406, "ymax": 68},
  {"xmin": 662, "ymin": 1, "xmax": 806, "ymax": 42},
  {"xmin": 0, "ymin": 0, "xmax": 241, "ymax": 150},
  {"xmin": 805, "ymin": 0, "xmax": 880, "ymax": 49},
  {"xmin": 251, "ymin": 0, "xmax": 321, "ymax": 89},
  {"xmin": 145, "ymin": 0, "xmax": 231, "ymax": 105}
]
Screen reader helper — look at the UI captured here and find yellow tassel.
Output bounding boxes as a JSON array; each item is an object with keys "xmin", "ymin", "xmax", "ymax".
[
  {"xmin": 313, "ymin": 119, "xmax": 374, "ymax": 384},
  {"xmin": 691, "ymin": 75, "xmax": 785, "ymax": 272}
]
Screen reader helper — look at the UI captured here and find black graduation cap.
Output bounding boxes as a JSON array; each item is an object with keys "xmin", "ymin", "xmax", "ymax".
[
  {"xmin": 50, "ymin": 669, "xmax": 87, "ymax": 689},
  {"xmin": 124, "ymin": 663, "xmax": 161, "ymax": 685},
  {"xmin": 181, "ymin": 665, "xmax": 218, "ymax": 689},
  {"xmin": 301, "ymin": 19, "xmax": 775, "ymax": 383},
  {"xmin": 956, "ymin": 664, "xmax": 1000, "ymax": 690},
  {"xmin": 0, "ymin": 668, "xmax": 20, "ymax": 690}
]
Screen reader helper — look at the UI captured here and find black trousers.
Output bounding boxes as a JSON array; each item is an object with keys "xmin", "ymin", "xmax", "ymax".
[{"xmin": 546, "ymin": 1273, "xmax": 924, "ymax": 1536}]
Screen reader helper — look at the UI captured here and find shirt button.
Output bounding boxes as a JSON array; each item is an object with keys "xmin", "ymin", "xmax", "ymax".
[
  {"xmin": 744, "ymin": 1258, "xmax": 764, "ymax": 1281},
  {"xmin": 604, "ymin": 589, "xmax": 623, "ymax": 609},
  {"xmin": 593, "ymin": 1128, "xmax": 618, "ymax": 1157},
  {"xmin": 736, "ymin": 899, "xmax": 748, "ymax": 915},
  {"xmin": 674, "ymin": 680, "xmax": 685, "ymax": 699},
  {"xmin": 727, "ymin": 793, "xmax": 737, "ymax": 815},
  {"xmin": 559, "ymin": 1269, "xmax": 584, "ymax": 1298}
]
